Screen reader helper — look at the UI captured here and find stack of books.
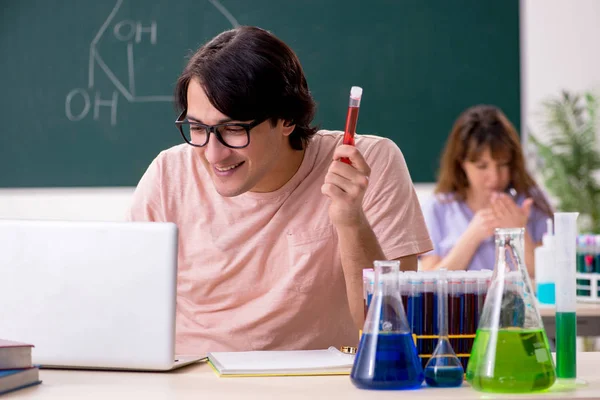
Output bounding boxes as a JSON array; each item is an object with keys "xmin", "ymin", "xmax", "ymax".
[{"xmin": 0, "ymin": 339, "xmax": 41, "ymax": 395}]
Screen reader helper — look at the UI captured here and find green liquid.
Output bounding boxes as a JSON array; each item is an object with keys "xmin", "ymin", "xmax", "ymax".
[
  {"xmin": 466, "ymin": 328, "xmax": 556, "ymax": 393},
  {"xmin": 556, "ymin": 312, "xmax": 577, "ymax": 379}
]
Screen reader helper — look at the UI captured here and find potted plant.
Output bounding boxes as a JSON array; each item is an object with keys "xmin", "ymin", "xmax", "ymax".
[{"xmin": 528, "ymin": 91, "xmax": 600, "ymax": 233}]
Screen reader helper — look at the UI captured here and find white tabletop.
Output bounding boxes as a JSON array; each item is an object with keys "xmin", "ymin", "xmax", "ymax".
[{"xmin": 6, "ymin": 352, "xmax": 600, "ymax": 400}]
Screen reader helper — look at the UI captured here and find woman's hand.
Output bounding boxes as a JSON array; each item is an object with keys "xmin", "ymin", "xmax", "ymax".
[
  {"xmin": 491, "ymin": 192, "xmax": 533, "ymax": 228},
  {"xmin": 467, "ymin": 208, "xmax": 499, "ymax": 243}
]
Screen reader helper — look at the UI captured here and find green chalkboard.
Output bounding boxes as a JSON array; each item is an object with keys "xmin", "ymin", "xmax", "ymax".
[{"xmin": 0, "ymin": 0, "xmax": 519, "ymax": 187}]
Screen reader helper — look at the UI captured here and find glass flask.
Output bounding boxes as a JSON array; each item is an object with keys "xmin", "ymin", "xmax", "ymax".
[
  {"xmin": 424, "ymin": 270, "xmax": 464, "ymax": 387},
  {"xmin": 466, "ymin": 228, "xmax": 556, "ymax": 393},
  {"xmin": 350, "ymin": 260, "xmax": 424, "ymax": 390}
]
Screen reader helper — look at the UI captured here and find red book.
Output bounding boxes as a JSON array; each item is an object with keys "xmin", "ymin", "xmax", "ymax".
[{"xmin": 0, "ymin": 339, "xmax": 33, "ymax": 370}]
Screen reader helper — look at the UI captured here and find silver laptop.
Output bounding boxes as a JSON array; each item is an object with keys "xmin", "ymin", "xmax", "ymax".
[{"xmin": 0, "ymin": 219, "xmax": 204, "ymax": 371}]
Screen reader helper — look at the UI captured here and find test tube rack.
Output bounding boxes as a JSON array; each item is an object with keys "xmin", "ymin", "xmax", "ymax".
[
  {"xmin": 576, "ymin": 234, "xmax": 600, "ymax": 303},
  {"xmin": 575, "ymin": 272, "xmax": 600, "ymax": 303},
  {"xmin": 363, "ymin": 269, "xmax": 492, "ymax": 371}
]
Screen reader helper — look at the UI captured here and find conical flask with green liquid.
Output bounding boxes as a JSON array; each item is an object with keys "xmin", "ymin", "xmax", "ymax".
[{"xmin": 466, "ymin": 228, "xmax": 556, "ymax": 393}]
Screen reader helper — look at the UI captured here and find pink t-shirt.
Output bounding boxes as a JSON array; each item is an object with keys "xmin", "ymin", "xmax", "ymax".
[{"xmin": 128, "ymin": 130, "xmax": 432, "ymax": 355}]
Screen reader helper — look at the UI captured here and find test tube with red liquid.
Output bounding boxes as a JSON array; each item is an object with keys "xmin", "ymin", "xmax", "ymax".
[
  {"xmin": 447, "ymin": 272, "xmax": 462, "ymax": 360},
  {"xmin": 341, "ymin": 86, "xmax": 363, "ymax": 164},
  {"xmin": 462, "ymin": 273, "xmax": 477, "ymax": 370},
  {"xmin": 421, "ymin": 273, "xmax": 437, "ymax": 361},
  {"xmin": 475, "ymin": 271, "xmax": 489, "ymax": 322}
]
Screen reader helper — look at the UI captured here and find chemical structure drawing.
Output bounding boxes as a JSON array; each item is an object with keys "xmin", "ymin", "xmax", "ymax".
[{"xmin": 65, "ymin": 0, "xmax": 239, "ymax": 126}]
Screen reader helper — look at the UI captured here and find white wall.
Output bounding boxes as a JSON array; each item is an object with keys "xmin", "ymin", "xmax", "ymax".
[
  {"xmin": 1, "ymin": 0, "xmax": 599, "ymax": 221},
  {"xmin": 521, "ymin": 0, "xmax": 600, "ymax": 138},
  {"xmin": 0, "ymin": 185, "xmax": 437, "ymax": 221},
  {"xmin": 0, "ymin": 187, "xmax": 135, "ymax": 221}
]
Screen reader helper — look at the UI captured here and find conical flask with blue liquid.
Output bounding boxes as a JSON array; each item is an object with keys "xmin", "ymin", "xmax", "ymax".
[
  {"xmin": 466, "ymin": 228, "xmax": 556, "ymax": 393},
  {"xmin": 350, "ymin": 260, "xmax": 424, "ymax": 390}
]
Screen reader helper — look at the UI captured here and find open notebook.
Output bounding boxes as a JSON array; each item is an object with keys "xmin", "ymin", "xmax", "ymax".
[{"xmin": 207, "ymin": 347, "xmax": 355, "ymax": 377}]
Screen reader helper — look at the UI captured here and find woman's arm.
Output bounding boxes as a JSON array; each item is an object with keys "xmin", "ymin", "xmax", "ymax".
[
  {"xmin": 420, "ymin": 226, "xmax": 483, "ymax": 271},
  {"xmin": 421, "ymin": 208, "xmax": 497, "ymax": 271}
]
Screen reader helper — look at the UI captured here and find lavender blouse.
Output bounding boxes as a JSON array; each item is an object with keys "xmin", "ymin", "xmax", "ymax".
[{"xmin": 421, "ymin": 194, "xmax": 549, "ymax": 271}]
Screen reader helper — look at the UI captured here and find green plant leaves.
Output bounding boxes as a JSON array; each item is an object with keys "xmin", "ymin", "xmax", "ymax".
[{"xmin": 528, "ymin": 91, "xmax": 600, "ymax": 233}]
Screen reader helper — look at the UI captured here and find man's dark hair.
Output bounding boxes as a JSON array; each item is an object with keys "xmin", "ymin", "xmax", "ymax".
[{"xmin": 175, "ymin": 26, "xmax": 317, "ymax": 150}]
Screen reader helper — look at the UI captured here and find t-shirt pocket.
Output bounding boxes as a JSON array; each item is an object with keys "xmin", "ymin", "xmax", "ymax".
[{"xmin": 286, "ymin": 225, "xmax": 336, "ymax": 293}]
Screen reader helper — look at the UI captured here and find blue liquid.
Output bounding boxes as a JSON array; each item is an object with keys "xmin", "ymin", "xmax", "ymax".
[
  {"xmin": 351, "ymin": 332, "xmax": 424, "ymax": 390},
  {"xmin": 407, "ymin": 293, "xmax": 423, "ymax": 354},
  {"xmin": 537, "ymin": 282, "xmax": 555, "ymax": 304},
  {"xmin": 424, "ymin": 365, "xmax": 464, "ymax": 387},
  {"xmin": 407, "ymin": 294, "xmax": 423, "ymax": 334}
]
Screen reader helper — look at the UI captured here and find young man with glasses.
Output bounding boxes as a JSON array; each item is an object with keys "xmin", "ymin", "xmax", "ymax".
[{"xmin": 128, "ymin": 26, "xmax": 432, "ymax": 355}]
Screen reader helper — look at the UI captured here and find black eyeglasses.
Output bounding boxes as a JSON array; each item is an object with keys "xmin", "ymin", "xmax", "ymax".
[{"xmin": 175, "ymin": 110, "xmax": 263, "ymax": 149}]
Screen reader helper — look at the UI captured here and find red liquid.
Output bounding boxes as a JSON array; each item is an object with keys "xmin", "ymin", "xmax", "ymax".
[
  {"xmin": 462, "ymin": 292, "xmax": 477, "ymax": 370},
  {"xmin": 341, "ymin": 106, "xmax": 359, "ymax": 164},
  {"xmin": 463, "ymin": 293, "xmax": 477, "ymax": 331},
  {"xmin": 422, "ymin": 291, "xmax": 436, "ymax": 355},
  {"xmin": 448, "ymin": 294, "xmax": 462, "ymax": 353},
  {"xmin": 477, "ymin": 293, "xmax": 487, "ymax": 319},
  {"xmin": 401, "ymin": 294, "xmax": 409, "ymax": 316},
  {"xmin": 476, "ymin": 292, "xmax": 486, "ymax": 324},
  {"xmin": 472, "ymin": 291, "xmax": 484, "ymax": 370},
  {"xmin": 585, "ymin": 254, "xmax": 595, "ymax": 273}
]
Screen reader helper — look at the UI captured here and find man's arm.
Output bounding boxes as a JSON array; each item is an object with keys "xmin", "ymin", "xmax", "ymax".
[
  {"xmin": 336, "ymin": 218, "xmax": 419, "ymax": 330},
  {"xmin": 397, "ymin": 254, "xmax": 418, "ymax": 271},
  {"xmin": 335, "ymin": 216, "xmax": 385, "ymax": 330},
  {"xmin": 127, "ymin": 156, "xmax": 164, "ymax": 222},
  {"xmin": 322, "ymin": 142, "xmax": 428, "ymax": 330}
]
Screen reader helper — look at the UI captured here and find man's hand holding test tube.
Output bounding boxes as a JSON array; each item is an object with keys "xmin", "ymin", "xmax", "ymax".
[
  {"xmin": 321, "ymin": 85, "xmax": 371, "ymax": 228},
  {"xmin": 322, "ymin": 85, "xmax": 385, "ymax": 330}
]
